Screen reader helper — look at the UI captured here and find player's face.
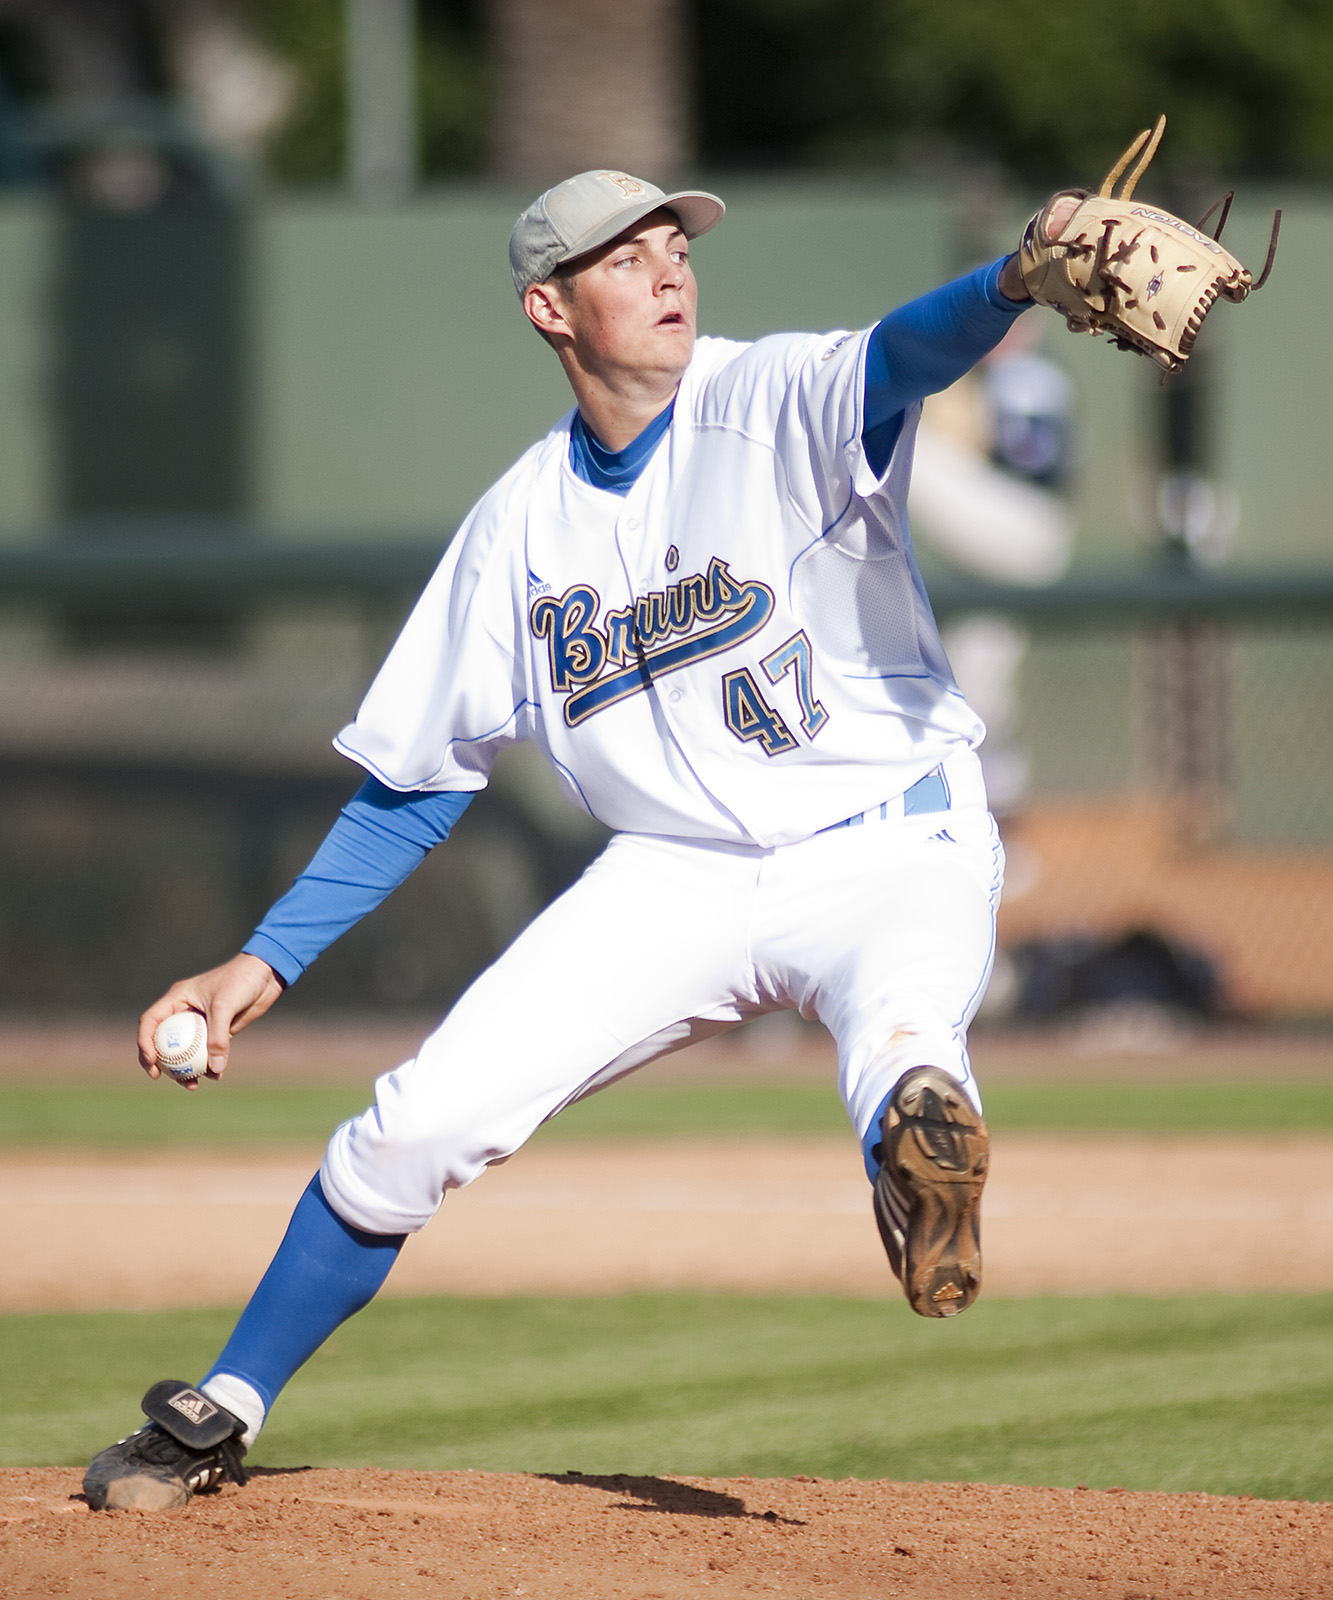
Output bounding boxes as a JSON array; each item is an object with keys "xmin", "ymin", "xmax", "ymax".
[{"xmin": 541, "ymin": 213, "xmax": 697, "ymax": 383}]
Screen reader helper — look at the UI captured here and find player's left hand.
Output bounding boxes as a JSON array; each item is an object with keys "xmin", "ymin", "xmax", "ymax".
[
  {"xmin": 1016, "ymin": 115, "xmax": 1279, "ymax": 373},
  {"xmin": 137, "ymin": 953, "xmax": 286, "ymax": 1089},
  {"xmin": 998, "ymin": 197, "xmax": 1080, "ymax": 302}
]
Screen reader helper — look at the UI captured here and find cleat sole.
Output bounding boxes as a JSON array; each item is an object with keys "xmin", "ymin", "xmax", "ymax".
[{"xmin": 874, "ymin": 1067, "xmax": 989, "ymax": 1318}]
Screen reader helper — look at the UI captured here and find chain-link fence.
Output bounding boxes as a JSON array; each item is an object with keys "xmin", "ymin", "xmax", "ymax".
[
  {"xmin": 3, "ymin": 552, "xmax": 1333, "ymax": 1020},
  {"xmin": 0, "ymin": 563, "xmax": 608, "ymax": 1014},
  {"xmin": 982, "ymin": 597, "xmax": 1333, "ymax": 1022}
]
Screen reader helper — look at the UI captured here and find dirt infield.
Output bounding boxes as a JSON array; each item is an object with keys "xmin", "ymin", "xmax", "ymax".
[
  {"xmin": 5, "ymin": 1020, "xmax": 1333, "ymax": 1311},
  {"xmin": 7, "ymin": 1133, "xmax": 1333, "ymax": 1310},
  {"xmin": 4, "ymin": 1465, "xmax": 1330, "ymax": 1599},
  {"xmin": 5, "ymin": 1028, "xmax": 1332, "ymax": 1595}
]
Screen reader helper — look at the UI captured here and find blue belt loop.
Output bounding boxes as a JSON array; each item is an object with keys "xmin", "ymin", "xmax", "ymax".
[
  {"xmin": 822, "ymin": 764, "xmax": 951, "ymax": 832},
  {"xmin": 902, "ymin": 767, "xmax": 950, "ymax": 817}
]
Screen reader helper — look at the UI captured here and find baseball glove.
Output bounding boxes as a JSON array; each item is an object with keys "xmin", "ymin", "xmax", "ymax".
[{"xmin": 1019, "ymin": 116, "xmax": 1281, "ymax": 374}]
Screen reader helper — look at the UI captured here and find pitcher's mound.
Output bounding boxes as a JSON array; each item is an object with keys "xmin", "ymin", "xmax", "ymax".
[{"xmin": 3, "ymin": 1466, "xmax": 1328, "ymax": 1598}]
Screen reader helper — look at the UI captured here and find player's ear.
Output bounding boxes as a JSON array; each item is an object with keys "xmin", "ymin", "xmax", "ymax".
[{"xmin": 524, "ymin": 280, "xmax": 573, "ymax": 342}]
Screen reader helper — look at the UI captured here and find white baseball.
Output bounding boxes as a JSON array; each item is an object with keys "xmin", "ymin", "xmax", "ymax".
[{"xmin": 153, "ymin": 1012, "xmax": 208, "ymax": 1082}]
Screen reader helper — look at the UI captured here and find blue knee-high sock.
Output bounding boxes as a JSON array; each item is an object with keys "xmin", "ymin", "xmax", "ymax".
[
  {"xmin": 202, "ymin": 1173, "xmax": 405, "ymax": 1416},
  {"xmin": 862, "ymin": 1090, "xmax": 893, "ymax": 1182}
]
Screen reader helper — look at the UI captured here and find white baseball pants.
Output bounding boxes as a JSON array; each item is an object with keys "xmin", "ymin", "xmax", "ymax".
[{"xmin": 321, "ymin": 758, "xmax": 1004, "ymax": 1236}]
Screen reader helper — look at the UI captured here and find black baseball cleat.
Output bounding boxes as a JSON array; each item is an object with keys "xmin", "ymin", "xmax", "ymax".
[
  {"xmin": 83, "ymin": 1380, "xmax": 248, "ymax": 1511},
  {"xmin": 872, "ymin": 1066, "xmax": 990, "ymax": 1318}
]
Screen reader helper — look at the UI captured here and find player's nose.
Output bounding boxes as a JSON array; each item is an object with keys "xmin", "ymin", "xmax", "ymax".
[{"xmin": 655, "ymin": 253, "xmax": 686, "ymax": 291}]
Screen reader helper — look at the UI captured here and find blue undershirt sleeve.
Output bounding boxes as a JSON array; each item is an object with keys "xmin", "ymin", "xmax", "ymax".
[
  {"xmin": 861, "ymin": 255, "xmax": 1030, "ymax": 479},
  {"xmin": 242, "ymin": 778, "xmax": 474, "ymax": 985}
]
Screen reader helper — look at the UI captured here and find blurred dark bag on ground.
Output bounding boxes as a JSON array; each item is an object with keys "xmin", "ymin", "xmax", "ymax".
[{"xmin": 1008, "ymin": 928, "xmax": 1223, "ymax": 1024}]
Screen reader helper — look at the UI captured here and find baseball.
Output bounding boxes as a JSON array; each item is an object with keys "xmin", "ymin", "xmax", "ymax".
[{"xmin": 153, "ymin": 1011, "xmax": 208, "ymax": 1082}]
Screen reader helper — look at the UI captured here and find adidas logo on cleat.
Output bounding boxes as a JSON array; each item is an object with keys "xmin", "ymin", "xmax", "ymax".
[
  {"xmin": 931, "ymin": 1282, "xmax": 965, "ymax": 1304},
  {"xmin": 167, "ymin": 1390, "xmax": 219, "ymax": 1427}
]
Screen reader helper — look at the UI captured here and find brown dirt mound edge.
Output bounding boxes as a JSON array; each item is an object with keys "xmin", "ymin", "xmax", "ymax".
[{"xmin": 2, "ymin": 1466, "xmax": 1329, "ymax": 1599}]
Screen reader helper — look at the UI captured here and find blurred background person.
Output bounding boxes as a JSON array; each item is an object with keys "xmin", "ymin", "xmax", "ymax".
[{"xmin": 908, "ymin": 316, "xmax": 1077, "ymax": 819}]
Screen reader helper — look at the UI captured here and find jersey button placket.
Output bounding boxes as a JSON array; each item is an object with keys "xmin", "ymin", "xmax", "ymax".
[{"xmin": 617, "ymin": 511, "xmax": 654, "ymax": 600}]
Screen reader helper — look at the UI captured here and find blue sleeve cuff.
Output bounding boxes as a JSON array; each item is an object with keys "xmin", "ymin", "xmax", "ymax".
[
  {"xmin": 242, "ymin": 932, "xmax": 305, "ymax": 988},
  {"xmin": 984, "ymin": 253, "xmax": 1031, "ymax": 312}
]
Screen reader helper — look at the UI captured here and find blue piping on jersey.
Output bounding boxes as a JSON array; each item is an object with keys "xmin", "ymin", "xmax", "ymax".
[
  {"xmin": 838, "ymin": 673, "xmax": 970, "ymax": 705},
  {"xmin": 330, "ymin": 742, "xmax": 470, "ymax": 797},
  {"xmin": 443, "ymin": 699, "xmax": 533, "ymax": 746},
  {"xmin": 786, "ymin": 531, "xmax": 827, "ymax": 609},
  {"xmin": 953, "ymin": 812, "xmax": 1006, "ymax": 1028},
  {"xmin": 786, "ymin": 462, "xmax": 863, "ymax": 608},
  {"xmin": 336, "ymin": 699, "xmax": 534, "ymax": 793},
  {"xmin": 839, "ymin": 670, "xmax": 937, "ymax": 681},
  {"xmin": 546, "ymin": 753, "xmax": 597, "ymax": 817},
  {"xmin": 820, "ymin": 488, "xmax": 859, "ymax": 544}
]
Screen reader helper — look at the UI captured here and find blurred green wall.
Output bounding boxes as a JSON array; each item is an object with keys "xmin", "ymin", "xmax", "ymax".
[
  {"xmin": 1219, "ymin": 192, "xmax": 1333, "ymax": 568},
  {"xmin": 0, "ymin": 201, "xmax": 52, "ymax": 533},
  {"xmin": 0, "ymin": 184, "xmax": 1326, "ymax": 567},
  {"xmin": 252, "ymin": 183, "xmax": 952, "ymax": 533}
]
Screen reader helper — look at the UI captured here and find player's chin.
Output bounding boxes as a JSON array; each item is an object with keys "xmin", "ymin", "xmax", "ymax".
[{"xmin": 645, "ymin": 321, "xmax": 695, "ymax": 364}]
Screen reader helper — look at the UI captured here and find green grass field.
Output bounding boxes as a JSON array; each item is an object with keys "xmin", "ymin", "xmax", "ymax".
[
  {"xmin": 2, "ymin": 1292, "xmax": 1330, "ymax": 1501},
  {"xmin": 5, "ymin": 1081, "xmax": 1329, "ymax": 1502},
  {"xmin": 3, "ymin": 1078, "xmax": 1333, "ymax": 1147}
]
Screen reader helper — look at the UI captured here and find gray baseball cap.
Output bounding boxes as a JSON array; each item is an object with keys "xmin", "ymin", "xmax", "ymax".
[{"xmin": 509, "ymin": 169, "xmax": 725, "ymax": 297}]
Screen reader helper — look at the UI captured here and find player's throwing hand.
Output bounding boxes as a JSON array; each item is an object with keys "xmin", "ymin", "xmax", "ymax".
[{"xmin": 137, "ymin": 953, "xmax": 285, "ymax": 1087}]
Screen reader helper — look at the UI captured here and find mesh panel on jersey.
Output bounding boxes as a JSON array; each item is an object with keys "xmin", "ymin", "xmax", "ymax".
[{"xmin": 791, "ymin": 534, "xmax": 936, "ymax": 677}]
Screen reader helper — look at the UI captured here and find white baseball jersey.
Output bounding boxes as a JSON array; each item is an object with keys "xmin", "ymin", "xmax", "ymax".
[{"xmin": 335, "ymin": 329, "xmax": 985, "ymax": 848}]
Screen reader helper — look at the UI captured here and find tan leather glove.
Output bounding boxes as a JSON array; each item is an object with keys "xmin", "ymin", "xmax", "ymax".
[{"xmin": 1019, "ymin": 116, "xmax": 1279, "ymax": 374}]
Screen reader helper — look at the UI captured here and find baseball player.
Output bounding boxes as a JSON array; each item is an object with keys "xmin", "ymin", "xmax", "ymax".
[{"xmin": 84, "ymin": 166, "xmax": 1085, "ymax": 1511}]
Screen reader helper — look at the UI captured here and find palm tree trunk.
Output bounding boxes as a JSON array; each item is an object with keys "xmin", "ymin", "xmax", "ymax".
[{"xmin": 489, "ymin": 0, "xmax": 688, "ymax": 183}]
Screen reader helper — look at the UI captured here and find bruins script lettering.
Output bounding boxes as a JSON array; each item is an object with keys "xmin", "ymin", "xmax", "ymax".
[{"xmin": 530, "ymin": 558, "xmax": 774, "ymax": 726}]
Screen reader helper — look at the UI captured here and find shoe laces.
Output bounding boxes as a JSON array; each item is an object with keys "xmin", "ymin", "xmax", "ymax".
[
  {"xmin": 129, "ymin": 1423, "xmax": 249, "ymax": 1487},
  {"xmin": 211, "ymin": 1436, "xmax": 249, "ymax": 1488}
]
